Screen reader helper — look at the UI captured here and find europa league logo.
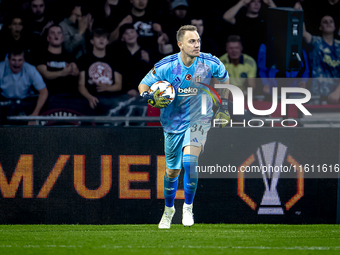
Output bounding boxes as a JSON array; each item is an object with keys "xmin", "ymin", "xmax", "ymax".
[{"xmin": 257, "ymin": 142, "xmax": 287, "ymax": 215}]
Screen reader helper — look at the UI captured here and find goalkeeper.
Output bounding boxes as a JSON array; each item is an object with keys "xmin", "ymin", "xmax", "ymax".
[{"xmin": 138, "ymin": 25, "xmax": 230, "ymax": 229}]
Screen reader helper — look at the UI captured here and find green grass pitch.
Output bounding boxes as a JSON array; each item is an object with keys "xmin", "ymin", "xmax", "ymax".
[{"xmin": 0, "ymin": 224, "xmax": 340, "ymax": 255}]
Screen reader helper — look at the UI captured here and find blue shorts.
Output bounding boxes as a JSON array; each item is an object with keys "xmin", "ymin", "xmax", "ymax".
[{"xmin": 164, "ymin": 121, "xmax": 211, "ymax": 169}]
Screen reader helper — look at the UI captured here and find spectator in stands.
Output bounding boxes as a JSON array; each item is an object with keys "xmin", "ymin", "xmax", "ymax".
[
  {"xmin": 25, "ymin": 0, "xmax": 54, "ymax": 50},
  {"xmin": 152, "ymin": 0, "xmax": 175, "ymax": 24},
  {"xmin": 300, "ymin": 0, "xmax": 340, "ymax": 40},
  {"xmin": 108, "ymin": 0, "xmax": 162, "ymax": 52},
  {"xmin": 91, "ymin": 0, "xmax": 127, "ymax": 33},
  {"xmin": 77, "ymin": 28, "xmax": 123, "ymax": 115},
  {"xmin": 154, "ymin": 0, "xmax": 191, "ymax": 55},
  {"xmin": 0, "ymin": 47, "xmax": 48, "ymax": 125},
  {"xmin": 115, "ymin": 23, "xmax": 155, "ymax": 97},
  {"xmin": 220, "ymin": 35, "xmax": 257, "ymax": 93},
  {"xmin": 59, "ymin": 2, "xmax": 92, "ymax": 59},
  {"xmin": 0, "ymin": 14, "xmax": 33, "ymax": 62},
  {"xmin": 190, "ymin": 16, "xmax": 219, "ymax": 57},
  {"xmin": 296, "ymin": 3, "xmax": 340, "ymax": 103},
  {"xmin": 222, "ymin": 0, "xmax": 276, "ymax": 60},
  {"xmin": 189, "ymin": 0, "xmax": 239, "ymax": 53},
  {"xmin": 35, "ymin": 25, "xmax": 79, "ymax": 96}
]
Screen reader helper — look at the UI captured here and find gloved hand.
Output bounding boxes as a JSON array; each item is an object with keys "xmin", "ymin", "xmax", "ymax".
[
  {"xmin": 141, "ymin": 88, "xmax": 171, "ymax": 108},
  {"xmin": 214, "ymin": 98, "xmax": 230, "ymax": 127}
]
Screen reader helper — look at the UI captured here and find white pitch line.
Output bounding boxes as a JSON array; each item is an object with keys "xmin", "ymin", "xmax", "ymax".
[
  {"xmin": 215, "ymin": 246, "xmax": 339, "ymax": 250},
  {"xmin": 1, "ymin": 244, "xmax": 340, "ymax": 250}
]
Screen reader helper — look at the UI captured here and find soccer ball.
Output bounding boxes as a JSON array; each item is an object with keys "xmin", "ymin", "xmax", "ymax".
[{"xmin": 148, "ymin": 81, "xmax": 175, "ymax": 105}]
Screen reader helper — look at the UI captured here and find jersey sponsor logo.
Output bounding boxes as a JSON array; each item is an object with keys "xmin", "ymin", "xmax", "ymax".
[
  {"xmin": 323, "ymin": 54, "xmax": 340, "ymax": 68},
  {"xmin": 185, "ymin": 74, "xmax": 192, "ymax": 81},
  {"xmin": 177, "ymin": 87, "xmax": 198, "ymax": 96}
]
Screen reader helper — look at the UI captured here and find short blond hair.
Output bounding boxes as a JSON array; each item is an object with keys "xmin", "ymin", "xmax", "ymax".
[{"xmin": 176, "ymin": 25, "xmax": 197, "ymax": 42}]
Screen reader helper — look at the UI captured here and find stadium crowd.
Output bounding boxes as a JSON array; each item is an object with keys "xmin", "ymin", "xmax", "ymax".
[{"xmin": 0, "ymin": 0, "xmax": 339, "ymax": 125}]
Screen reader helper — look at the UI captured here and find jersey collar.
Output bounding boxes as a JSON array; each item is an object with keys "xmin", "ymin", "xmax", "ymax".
[{"xmin": 178, "ymin": 52, "xmax": 197, "ymax": 69}]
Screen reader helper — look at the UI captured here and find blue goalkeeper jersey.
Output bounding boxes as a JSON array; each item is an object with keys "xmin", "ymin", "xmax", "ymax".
[{"xmin": 140, "ymin": 52, "xmax": 229, "ymax": 133}]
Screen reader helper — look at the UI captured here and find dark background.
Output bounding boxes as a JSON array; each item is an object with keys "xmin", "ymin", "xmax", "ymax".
[{"xmin": 0, "ymin": 127, "xmax": 339, "ymax": 224}]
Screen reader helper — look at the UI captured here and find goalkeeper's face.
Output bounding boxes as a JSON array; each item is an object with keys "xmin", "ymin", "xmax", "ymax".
[{"xmin": 179, "ymin": 31, "xmax": 201, "ymax": 58}]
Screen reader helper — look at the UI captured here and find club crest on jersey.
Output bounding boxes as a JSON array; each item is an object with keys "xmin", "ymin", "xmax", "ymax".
[
  {"xmin": 185, "ymin": 74, "xmax": 192, "ymax": 81},
  {"xmin": 195, "ymin": 75, "xmax": 202, "ymax": 83}
]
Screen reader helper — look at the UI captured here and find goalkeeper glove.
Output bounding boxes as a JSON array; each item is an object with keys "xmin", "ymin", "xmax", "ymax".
[
  {"xmin": 214, "ymin": 98, "xmax": 230, "ymax": 128},
  {"xmin": 140, "ymin": 88, "xmax": 171, "ymax": 108}
]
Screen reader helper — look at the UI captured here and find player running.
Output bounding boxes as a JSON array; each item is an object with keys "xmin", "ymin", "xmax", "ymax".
[{"xmin": 138, "ymin": 25, "xmax": 230, "ymax": 229}]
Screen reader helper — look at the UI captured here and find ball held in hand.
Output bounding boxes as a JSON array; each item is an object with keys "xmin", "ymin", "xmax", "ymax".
[{"xmin": 148, "ymin": 81, "xmax": 175, "ymax": 106}]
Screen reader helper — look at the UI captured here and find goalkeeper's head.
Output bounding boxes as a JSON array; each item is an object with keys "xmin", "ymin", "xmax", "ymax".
[{"xmin": 176, "ymin": 25, "xmax": 200, "ymax": 58}]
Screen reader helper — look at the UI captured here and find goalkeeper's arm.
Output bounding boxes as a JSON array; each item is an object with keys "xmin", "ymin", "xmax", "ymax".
[{"xmin": 138, "ymin": 84, "xmax": 150, "ymax": 95}]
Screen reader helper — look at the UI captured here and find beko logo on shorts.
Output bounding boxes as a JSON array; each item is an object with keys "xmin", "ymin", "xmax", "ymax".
[{"xmin": 177, "ymin": 87, "xmax": 198, "ymax": 96}]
